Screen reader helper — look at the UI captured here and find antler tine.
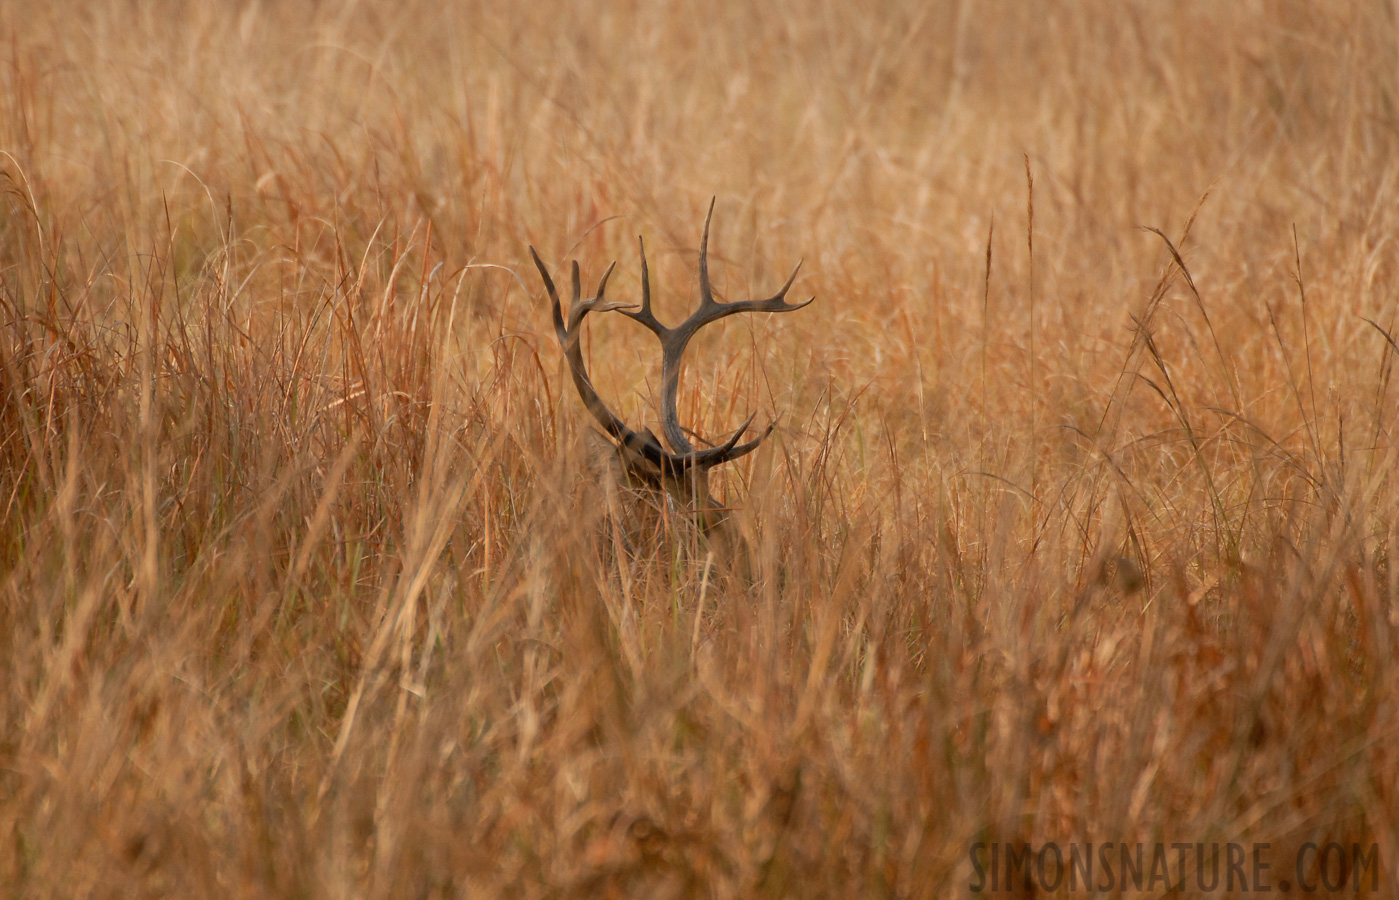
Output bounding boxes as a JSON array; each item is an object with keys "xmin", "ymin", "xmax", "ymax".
[
  {"xmin": 564, "ymin": 260, "xmax": 641, "ymax": 333},
  {"xmin": 688, "ymin": 413, "xmax": 777, "ymax": 469},
  {"xmin": 617, "ymin": 236, "xmax": 669, "ymax": 338},
  {"xmin": 697, "ymin": 197, "xmax": 718, "ymax": 310},
  {"xmin": 569, "ymin": 260, "xmax": 582, "ymax": 329},
  {"xmin": 591, "ymin": 258, "xmax": 617, "ymax": 306},
  {"xmin": 533, "ymin": 245, "xmax": 570, "ymax": 347}
]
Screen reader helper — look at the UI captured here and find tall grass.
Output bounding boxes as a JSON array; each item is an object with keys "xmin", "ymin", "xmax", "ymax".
[{"xmin": 2, "ymin": 0, "xmax": 1398, "ymax": 895}]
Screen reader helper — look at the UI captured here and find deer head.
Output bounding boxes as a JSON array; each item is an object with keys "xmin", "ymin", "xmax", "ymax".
[{"xmin": 530, "ymin": 200, "xmax": 811, "ymax": 533}]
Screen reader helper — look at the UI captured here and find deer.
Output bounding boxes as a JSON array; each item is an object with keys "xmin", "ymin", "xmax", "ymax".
[{"xmin": 529, "ymin": 200, "xmax": 812, "ymax": 558}]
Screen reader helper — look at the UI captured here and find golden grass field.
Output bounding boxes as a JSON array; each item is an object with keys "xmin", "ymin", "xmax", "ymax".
[{"xmin": 3, "ymin": 0, "xmax": 1398, "ymax": 896}]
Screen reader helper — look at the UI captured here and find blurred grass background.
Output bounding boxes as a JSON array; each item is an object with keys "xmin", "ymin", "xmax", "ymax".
[{"xmin": 2, "ymin": 0, "xmax": 1398, "ymax": 895}]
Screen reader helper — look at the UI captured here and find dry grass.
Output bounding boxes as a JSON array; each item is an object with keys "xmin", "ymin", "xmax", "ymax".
[{"xmin": 3, "ymin": 0, "xmax": 1398, "ymax": 896}]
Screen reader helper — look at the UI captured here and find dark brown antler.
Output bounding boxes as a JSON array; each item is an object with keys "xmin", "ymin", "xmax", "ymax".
[{"xmin": 530, "ymin": 200, "xmax": 811, "ymax": 517}]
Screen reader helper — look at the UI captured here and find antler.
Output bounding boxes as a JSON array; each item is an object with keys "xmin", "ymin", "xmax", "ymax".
[{"xmin": 530, "ymin": 199, "xmax": 811, "ymax": 489}]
